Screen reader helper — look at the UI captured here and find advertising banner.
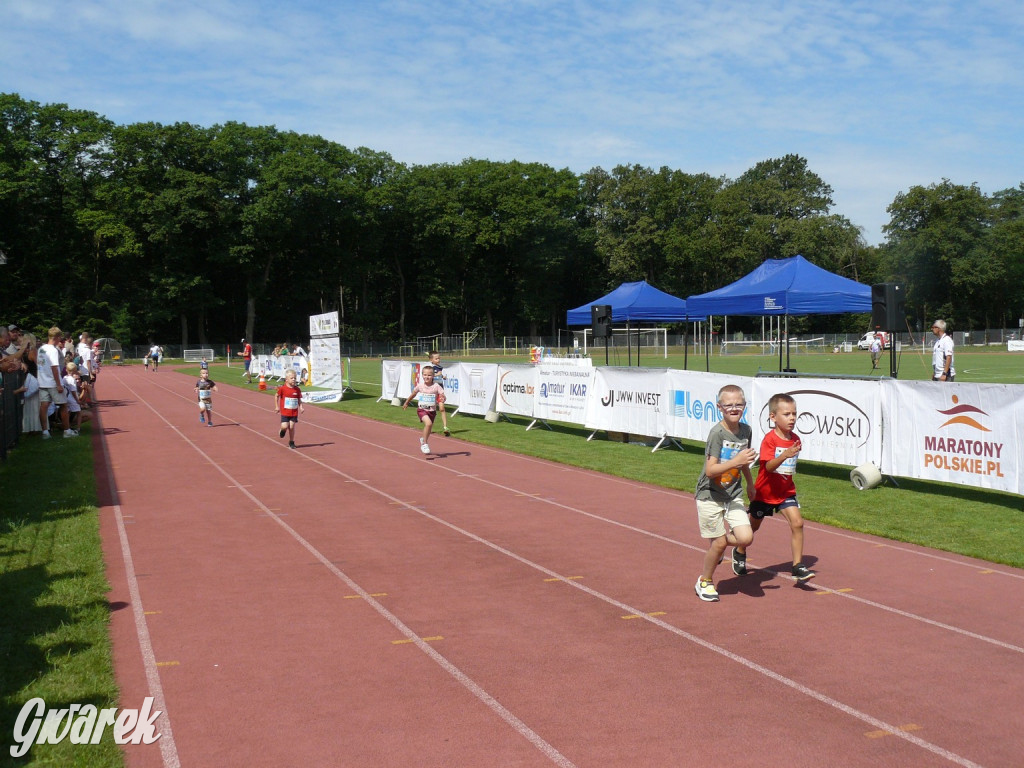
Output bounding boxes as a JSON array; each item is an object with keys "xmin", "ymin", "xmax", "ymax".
[
  {"xmin": 533, "ymin": 360, "xmax": 594, "ymax": 426},
  {"xmin": 496, "ymin": 365, "xmax": 537, "ymax": 417},
  {"xmin": 662, "ymin": 370, "xmax": 754, "ymax": 443},
  {"xmin": 883, "ymin": 381, "xmax": 1024, "ymax": 494},
  {"xmin": 750, "ymin": 377, "xmax": 882, "ymax": 468},
  {"xmin": 310, "ymin": 336, "xmax": 342, "ymax": 389},
  {"xmin": 380, "ymin": 359, "xmax": 405, "ymax": 400},
  {"xmin": 584, "ymin": 367, "xmax": 668, "ymax": 438},
  {"xmin": 308, "ymin": 311, "xmax": 340, "ymax": 337},
  {"xmin": 449, "ymin": 362, "xmax": 497, "ymax": 416}
]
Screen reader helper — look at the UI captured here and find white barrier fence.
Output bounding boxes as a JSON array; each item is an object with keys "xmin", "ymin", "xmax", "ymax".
[{"xmin": 383, "ymin": 360, "xmax": 1024, "ymax": 496}]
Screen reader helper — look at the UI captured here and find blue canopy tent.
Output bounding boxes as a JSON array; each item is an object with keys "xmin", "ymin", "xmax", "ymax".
[
  {"xmin": 566, "ymin": 280, "xmax": 701, "ymax": 365},
  {"xmin": 566, "ymin": 280, "xmax": 696, "ymax": 325},
  {"xmin": 686, "ymin": 255, "xmax": 871, "ymax": 371}
]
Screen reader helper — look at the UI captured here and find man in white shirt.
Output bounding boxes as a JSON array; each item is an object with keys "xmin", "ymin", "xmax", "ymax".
[
  {"xmin": 37, "ymin": 326, "xmax": 75, "ymax": 438},
  {"xmin": 931, "ymin": 319, "xmax": 955, "ymax": 382},
  {"xmin": 77, "ymin": 332, "xmax": 93, "ymax": 379}
]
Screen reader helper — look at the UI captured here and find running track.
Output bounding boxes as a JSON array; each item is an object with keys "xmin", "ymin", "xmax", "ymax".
[{"xmin": 93, "ymin": 365, "xmax": 1024, "ymax": 767}]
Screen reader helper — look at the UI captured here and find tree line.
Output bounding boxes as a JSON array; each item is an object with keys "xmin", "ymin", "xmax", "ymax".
[{"xmin": 2, "ymin": 92, "xmax": 1021, "ymax": 346}]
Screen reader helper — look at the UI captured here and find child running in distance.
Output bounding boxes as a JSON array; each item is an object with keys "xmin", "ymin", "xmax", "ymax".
[
  {"xmin": 693, "ymin": 384, "xmax": 757, "ymax": 602},
  {"xmin": 195, "ymin": 368, "xmax": 218, "ymax": 426},
  {"xmin": 423, "ymin": 351, "xmax": 451, "ymax": 436},
  {"xmin": 404, "ymin": 364, "xmax": 445, "ymax": 454},
  {"xmin": 735, "ymin": 393, "xmax": 815, "ymax": 582},
  {"xmin": 276, "ymin": 368, "xmax": 304, "ymax": 449}
]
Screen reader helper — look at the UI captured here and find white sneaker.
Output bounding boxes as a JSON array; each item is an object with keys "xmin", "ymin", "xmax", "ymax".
[
  {"xmin": 42, "ymin": 431, "xmax": 51, "ymax": 440},
  {"xmin": 64, "ymin": 429, "xmax": 78, "ymax": 438},
  {"xmin": 694, "ymin": 577, "xmax": 719, "ymax": 602},
  {"xmin": 420, "ymin": 443, "xmax": 430, "ymax": 454}
]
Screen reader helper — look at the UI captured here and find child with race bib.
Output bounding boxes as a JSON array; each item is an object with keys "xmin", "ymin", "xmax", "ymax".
[
  {"xmin": 276, "ymin": 368, "xmax": 304, "ymax": 449},
  {"xmin": 195, "ymin": 368, "xmax": 219, "ymax": 426},
  {"xmin": 403, "ymin": 364, "xmax": 446, "ymax": 455}
]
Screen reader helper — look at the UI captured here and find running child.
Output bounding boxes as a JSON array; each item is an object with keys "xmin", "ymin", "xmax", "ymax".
[
  {"xmin": 735, "ymin": 392, "xmax": 815, "ymax": 582},
  {"xmin": 403, "ymin": 363, "xmax": 445, "ymax": 454},
  {"xmin": 693, "ymin": 384, "xmax": 757, "ymax": 602},
  {"xmin": 423, "ymin": 350, "xmax": 451, "ymax": 436},
  {"xmin": 276, "ymin": 368, "xmax": 304, "ymax": 449},
  {"xmin": 195, "ymin": 368, "xmax": 218, "ymax": 426},
  {"xmin": 147, "ymin": 343, "xmax": 160, "ymax": 371}
]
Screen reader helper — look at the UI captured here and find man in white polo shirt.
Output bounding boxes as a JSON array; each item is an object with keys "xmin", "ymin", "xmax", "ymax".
[
  {"xmin": 38, "ymin": 326, "xmax": 75, "ymax": 438},
  {"xmin": 931, "ymin": 319, "xmax": 955, "ymax": 382}
]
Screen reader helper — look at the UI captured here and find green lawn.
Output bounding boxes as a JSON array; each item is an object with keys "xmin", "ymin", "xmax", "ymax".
[{"xmin": 0, "ymin": 427, "xmax": 124, "ymax": 768}]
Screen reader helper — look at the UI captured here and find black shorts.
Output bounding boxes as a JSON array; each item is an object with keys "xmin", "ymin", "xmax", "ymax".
[{"xmin": 749, "ymin": 497, "xmax": 799, "ymax": 519}]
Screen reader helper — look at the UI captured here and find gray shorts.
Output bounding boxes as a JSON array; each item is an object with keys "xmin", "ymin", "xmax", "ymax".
[{"xmin": 39, "ymin": 386, "xmax": 68, "ymax": 405}]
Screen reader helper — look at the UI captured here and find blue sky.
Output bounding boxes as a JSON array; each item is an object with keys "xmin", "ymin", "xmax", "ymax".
[{"xmin": 3, "ymin": 0, "xmax": 1023, "ymax": 245}]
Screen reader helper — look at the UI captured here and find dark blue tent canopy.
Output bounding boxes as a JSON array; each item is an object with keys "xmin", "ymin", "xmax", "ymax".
[
  {"xmin": 686, "ymin": 255, "xmax": 871, "ymax": 316},
  {"xmin": 566, "ymin": 281, "xmax": 698, "ymax": 325}
]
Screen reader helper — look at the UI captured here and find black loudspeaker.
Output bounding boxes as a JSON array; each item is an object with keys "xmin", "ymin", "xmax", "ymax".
[
  {"xmin": 591, "ymin": 304, "xmax": 612, "ymax": 338},
  {"xmin": 871, "ymin": 283, "xmax": 905, "ymax": 331}
]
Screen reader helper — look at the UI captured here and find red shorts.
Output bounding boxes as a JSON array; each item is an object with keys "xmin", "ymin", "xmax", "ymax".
[{"xmin": 416, "ymin": 408, "xmax": 437, "ymax": 423}]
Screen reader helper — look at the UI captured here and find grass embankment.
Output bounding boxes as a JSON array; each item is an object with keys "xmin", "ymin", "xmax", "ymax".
[{"xmin": 0, "ymin": 427, "xmax": 123, "ymax": 768}]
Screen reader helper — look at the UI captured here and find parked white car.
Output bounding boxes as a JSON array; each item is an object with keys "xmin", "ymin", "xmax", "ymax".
[{"xmin": 857, "ymin": 331, "xmax": 890, "ymax": 350}]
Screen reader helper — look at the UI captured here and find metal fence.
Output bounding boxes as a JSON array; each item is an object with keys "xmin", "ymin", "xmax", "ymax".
[{"xmin": 120, "ymin": 328, "xmax": 1022, "ymax": 363}]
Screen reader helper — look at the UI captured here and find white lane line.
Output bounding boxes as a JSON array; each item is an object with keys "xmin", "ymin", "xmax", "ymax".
[
  {"xmin": 94, "ymin": 406, "xmax": 181, "ymax": 768},
  {"xmin": 118, "ymin": 376, "xmax": 577, "ymax": 768}
]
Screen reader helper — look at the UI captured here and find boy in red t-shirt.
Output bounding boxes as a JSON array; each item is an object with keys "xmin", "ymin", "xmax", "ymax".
[
  {"xmin": 403, "ymin": 364, "xmax": 446, "ymax": 455},
  {"xmin": 735, "ymin": 393, "xmax": 815, "ymax": 582},
  {"xmin": 275, "ymin": 369, "xmax": 304, "ymax": 449}
]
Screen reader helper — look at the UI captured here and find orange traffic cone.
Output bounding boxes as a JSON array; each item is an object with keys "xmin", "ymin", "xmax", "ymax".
[{"xmin": 258, "ymin": 372, "xmax": 267, "ymax": 391}]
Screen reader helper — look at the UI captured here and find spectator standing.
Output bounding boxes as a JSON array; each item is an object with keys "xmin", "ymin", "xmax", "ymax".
[
  {"xmin": 77, "ymin": 333, "xmax": 93, "ymax": 380},
  {"xmin": 37, "ymin": 327, "xmax": 74, "ymax": 439},
  {"xmin": 237, "ymin": 338, "xmax": 253, "ymax": 383},
  {"xmin": 931, "ymin": 320, "xmax": 955, "ymax": 381}
]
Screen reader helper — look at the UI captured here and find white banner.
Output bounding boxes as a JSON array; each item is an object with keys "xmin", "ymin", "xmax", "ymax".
[
  {"xmin": 380, "ymin": 360, "xmax": 407, "ymax": 401},
  {"xmin": 750, "ymin": 377, "xmax": 882, "ymax": 468},
  {"xmin": 310, "ymin": 336, "xmax": 342, "ymax": 390},
  {"xmin": 584, "ymin": 367, "xmax": 668, "ymax": 438},
  {"xmin": 1008, "ymin": 340, "xmax": 1024, "ymax": 352},
  {"xmin": 496, "ymin": 365, "xmax": 537, "ymax": 417},
  {"xmin": 533, "ymin": 361, "xmax": 594, "ymax": 425},
  {"xmin": 883, "ymin": 381, "xmax": 1024, "ymax": 494},
  {"xmin": 449, "ymin": 362, "xmax": 497, "ymax": 416},
  {"xmin": 309, "ymin": 311, "xmax": 340, "ymax": 337},
  {"xmin": 663, "ymin": 370, "xmax": 753, "ymax": 442},
  {"xmin": 253, "ymin": 355, "xmax": 310, "ymax": 383}
]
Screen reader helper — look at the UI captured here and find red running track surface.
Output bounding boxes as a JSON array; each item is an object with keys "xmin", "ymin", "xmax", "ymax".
[{"xmin": 93, "ymin": 365, "xmax": 1024, "ymax": 768}]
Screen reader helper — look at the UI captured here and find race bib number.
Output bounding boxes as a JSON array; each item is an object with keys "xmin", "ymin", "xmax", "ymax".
[
  {"xmin": 199, "ymin": 389, "xmax": 211, "ymax": 400},
  {"xmin": 418, "ymin": 392, "xmax": 437, "ymax": 409},
  {"xmin": 774, "ymin": 447, "xmax": 798, "ymax": 475},
  {"xmin": 716, "ymin": 439, "xmax": 746, "ymax": 489},
  {"xmin": 284, "ymin": 396, "xmax": 299, "ymax": 410}
]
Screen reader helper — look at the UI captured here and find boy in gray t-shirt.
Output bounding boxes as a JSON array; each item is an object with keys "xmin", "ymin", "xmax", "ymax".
[{"xmin": 693, "ymin": 384, "xmax": 757, "ymax": 602}]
